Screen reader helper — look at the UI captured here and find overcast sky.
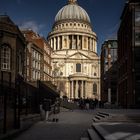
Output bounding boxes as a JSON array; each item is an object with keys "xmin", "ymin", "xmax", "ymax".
[{"xmin": 0, "ymin": 0, "xmax": 126, "ymax": 54}]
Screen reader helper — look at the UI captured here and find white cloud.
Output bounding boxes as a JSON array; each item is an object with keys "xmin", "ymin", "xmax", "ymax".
[{"xmin": 19, "ymin": 21, "xmax": 45, "ymax": 33}]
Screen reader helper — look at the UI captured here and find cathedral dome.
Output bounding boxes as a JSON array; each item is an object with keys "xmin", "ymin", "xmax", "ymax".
[{"xmin": 55, "ymin": 0, "xmax": 90, "ymax": 24}]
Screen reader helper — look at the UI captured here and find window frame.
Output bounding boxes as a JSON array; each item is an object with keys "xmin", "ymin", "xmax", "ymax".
[
  {"xmin": 76, "ymin": 63, "xmax": 81, "ymax": 72},
  {"xmin": 0, "ymin": 44, "xmax": 11, "ymax": 71}
]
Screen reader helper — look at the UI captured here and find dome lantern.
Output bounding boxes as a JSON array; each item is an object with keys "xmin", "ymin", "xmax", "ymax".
[{"xmin": 68, "ymin": 0, "xmax": 77, "ymax": 4}]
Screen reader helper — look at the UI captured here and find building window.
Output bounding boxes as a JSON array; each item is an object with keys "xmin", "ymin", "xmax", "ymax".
[
  {"xmin": 33, "ymin": 70, "xmax": 35, "ymax": 80},
  {"xmin": 93, "ymin": 83, "xmax": 97, "ymax": 95},
  {"xmin": 27, "ymin": 68, "xmax": 29, "ymax": 77},
  {"xmin": 38, "ymin": 72, "xmax": 40, "ymax": 79},
  {"xmin": 76, "ymin": 63, "xmax": 81, "ymax": 72},
  {"xmin": 94, "ymin": 73, "xmax": 97, "ymax": 76},
  {"xmin": 33, "ymin": 60, "xmax": 35, "ymax": 68},
  {"xmin": 135, "ymin": 11, "xmax": 140, "ymax": 26},
  {"xmin": 27, "ymin": 57, "xmax": 29, "ymax": 65},
  {"xmin": 0, "ymin": 45, "xmax": 11, "ymax": 71},
  {"xmin": 18, "ymin": 53, "xmax": 22, "ymax": 74},
  {"xmin": 135, "ymin": 32, "xmax": 140, "ymax": 46}
]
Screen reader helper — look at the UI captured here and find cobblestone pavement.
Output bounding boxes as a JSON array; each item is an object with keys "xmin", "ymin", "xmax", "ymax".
[{"xmin": 14, "ymin": 109, "xmax": 97, "ymax": 140}]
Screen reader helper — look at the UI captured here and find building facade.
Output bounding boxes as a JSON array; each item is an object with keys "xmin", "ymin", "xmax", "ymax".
[
  {"xmin": 22, "ymin": 30, "xmax": 52, "ymax": 82},
  {"xmin": 118, "ymin": 0, "xmax": 140, "ymax": 108},
  {"xmin": 100, "ymin": 40, "xmax": 118, "ymax": 104},
  {"xmin": 47, "ymin": 0, "xmax": 100, "ymax": 100},
  {"xmin": 0, "ymin": 15, "xmax": 25, "ymax": 133}
]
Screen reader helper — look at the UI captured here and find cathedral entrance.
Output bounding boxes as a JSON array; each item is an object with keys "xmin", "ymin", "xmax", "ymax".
[{"xmin": 70, "ymin": 80, "xmax": 86, "ymax": 99}]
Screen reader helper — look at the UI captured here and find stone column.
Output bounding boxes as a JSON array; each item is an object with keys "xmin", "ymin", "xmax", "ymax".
[
  {"xmin": 95, "ymin": 41, "xmax": 97, "ymax": 53},
  {"xmin": 50, "ymin": 39, "xmax": 53, "ymax": 49},
  {"xmin": 77, "ymin": 35, "xmax": 79, "ymax": 49},
  {"xmin": 67, "ymin": 35, "xmax": 69, "ymax": 49},
  {"xmin": 69, "ymin": 81, "xmax": 71, "ymax": 99},
  {"xmin": 57, "ymin": 36, "xmax": 60, "ymax": 50},
  {"xmin": 72, "ymin": 35, "xmax": 74, "ymax": 49},
  {"xmin": 90, "ymin": 38, "xmax": 92, "ymax": 50},
  {"xmin": 88, "ymin": 37, "xmax": 90, "ymax": 50},
  {"xmin": 94, "ymin": 39, "xmax": 96, "ymax": 52},
  {"xmin": 75, "ymin": 80, "xmax": 78, "ymax": 98},
  {"xmin": 84, "ymin": 81, "xmax": 86, "ymax": 98},
  {"xmin": 86, "ymin": 37, "xmax": 88, "ymax": 50},
  {"xmin": 60, "ymin": 36, "xmax": 62, "ymax": 49},
  {"xmin": 51, "ymin": 38, "xmax": 54, "ymax": 50},
  {"xmin": 54, "ymin": 37, "xmax": 56, "ymax": 50},
  {"xmin": 91, "ymin": 38, "xmax": 94, "ymax": 51},
  {"xmin": 82, "ymin": 36, "xmax": 84, "ymax": 50},
  {"xmin": 62, "ymin": 36, "xmax": 64, "ymax": 49},
  {"xmin": 81, "ymin": 81, "xmax": 83, "ymax": 98},
  {"xmin": 71, "ymin": 81, "xmax": 74, "ymax": 99}
]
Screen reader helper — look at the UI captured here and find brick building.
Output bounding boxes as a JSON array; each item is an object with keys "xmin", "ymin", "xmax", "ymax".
[
  {"xmin": 22, "ymin": 30, "xmax": 52, "ymax": 82},
  {"xmin": 117, "ymin": 0, "xmax": 140, "ymax": 108}
]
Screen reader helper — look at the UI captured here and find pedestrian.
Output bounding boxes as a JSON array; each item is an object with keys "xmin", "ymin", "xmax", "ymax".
[
  {"xmin": 39, "ymin": 103, "xmax": 45, "ymax": 120},
  {"xmin": 52, "ymin": 98, "xmax": 60, "ymax": 122},
  {"xmin": 42, "ymin": 98, "xmax": 51, "ymax": 121}
]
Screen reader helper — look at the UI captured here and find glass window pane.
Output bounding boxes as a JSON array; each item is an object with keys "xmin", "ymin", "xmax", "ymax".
[
  {"xmin": 76, "ymin": 63, "xmax": 81, "ymax": 72},
  {"xmin": 135, "ymin": 11, "xmax": 140, "ymax": 26},
  {"xmin": 0, "ymin": 45, "xmax": 11, "ymax": 70}
]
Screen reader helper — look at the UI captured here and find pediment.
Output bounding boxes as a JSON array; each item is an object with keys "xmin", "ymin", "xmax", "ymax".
[{"xmin": 67, "ymin": 52, "xmax": 90, "ymax": 59}]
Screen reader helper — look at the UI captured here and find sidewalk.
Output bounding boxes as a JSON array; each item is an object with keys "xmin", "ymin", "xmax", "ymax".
[
  {"xmin": 92, "ymin": 109, "xmax": 140, "ymax": 140},
  {"xmin": 93, "ymin": 122, "xmax": 140, "ymax": 140},
  {"xmin": 0, "ymin": 114, "xmax": 40, "ymax": 140}
]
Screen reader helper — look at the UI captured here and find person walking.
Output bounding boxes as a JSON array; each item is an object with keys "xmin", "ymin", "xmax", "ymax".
[
  {"xmin": 52, "ymin": 98, "xmax": 60, "ymax": 122},
  {"xmin": 42, "ymin": 98, "xmax": 51, "ymax": 121}
]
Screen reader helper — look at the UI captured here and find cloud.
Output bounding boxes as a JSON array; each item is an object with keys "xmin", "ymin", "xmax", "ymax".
[{"xmin": 19, "ymin": 21, "xmax": 45, "ymax": 33}]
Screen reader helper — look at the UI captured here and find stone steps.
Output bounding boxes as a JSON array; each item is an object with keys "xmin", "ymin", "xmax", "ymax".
[
  {"xmin": 81, "ymin": 128, "xmax": 103, "ymax": 140},
  {"xmin": 92, "ymin": 112, "xmax": 110, "ymax": 123},
  {"xmin": 87, "ymin": 128, "xmax": 103, "ymax": 140},
  {"xmin": 93, "ymin": 112, "xmax": 140, "ymax": 123},
  {"xmin": 80, "ymin": 137, "xmax": 89, "ymax": 140}
]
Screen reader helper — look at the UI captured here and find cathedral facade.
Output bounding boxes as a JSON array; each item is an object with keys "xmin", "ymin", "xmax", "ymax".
[{"xmin": 48, "ymin": 0, "xmax": 100, "ymax": 100}]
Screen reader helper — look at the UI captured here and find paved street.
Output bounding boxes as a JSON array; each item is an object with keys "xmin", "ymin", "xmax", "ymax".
[{"xmin": 14, "ymin": 109, "xmax": 96, "ymax": 140}]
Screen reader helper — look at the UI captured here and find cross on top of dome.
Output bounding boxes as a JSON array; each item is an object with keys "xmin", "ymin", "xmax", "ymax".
[{"xmin": 68, "ymin": 0, "xmax": 77, "ymax": 4}]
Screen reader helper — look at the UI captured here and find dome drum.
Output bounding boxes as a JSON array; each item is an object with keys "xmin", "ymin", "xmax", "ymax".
[
  {"xmin": 53, "ymin": 19, "xmax": 92, "ymax": 30},
  {"xmin": 48, "ymin": 33, "xmax": 97, "ymax": 53}
]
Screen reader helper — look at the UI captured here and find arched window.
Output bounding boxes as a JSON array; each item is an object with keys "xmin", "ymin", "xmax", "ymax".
[
  {"xmin": 93, "ymin": 83, "xmax": 97, "ymax": 95},
  {"xmin": 76, "ymin": 63, "xmax": 81, "ymax": 72},
  {"xmin": 0, "ymin": 45, "xmax": 11, "ymax": 70},
  {"xmin": 94, "ymin": 72, "xmax": 97, "ymax": 76}
]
